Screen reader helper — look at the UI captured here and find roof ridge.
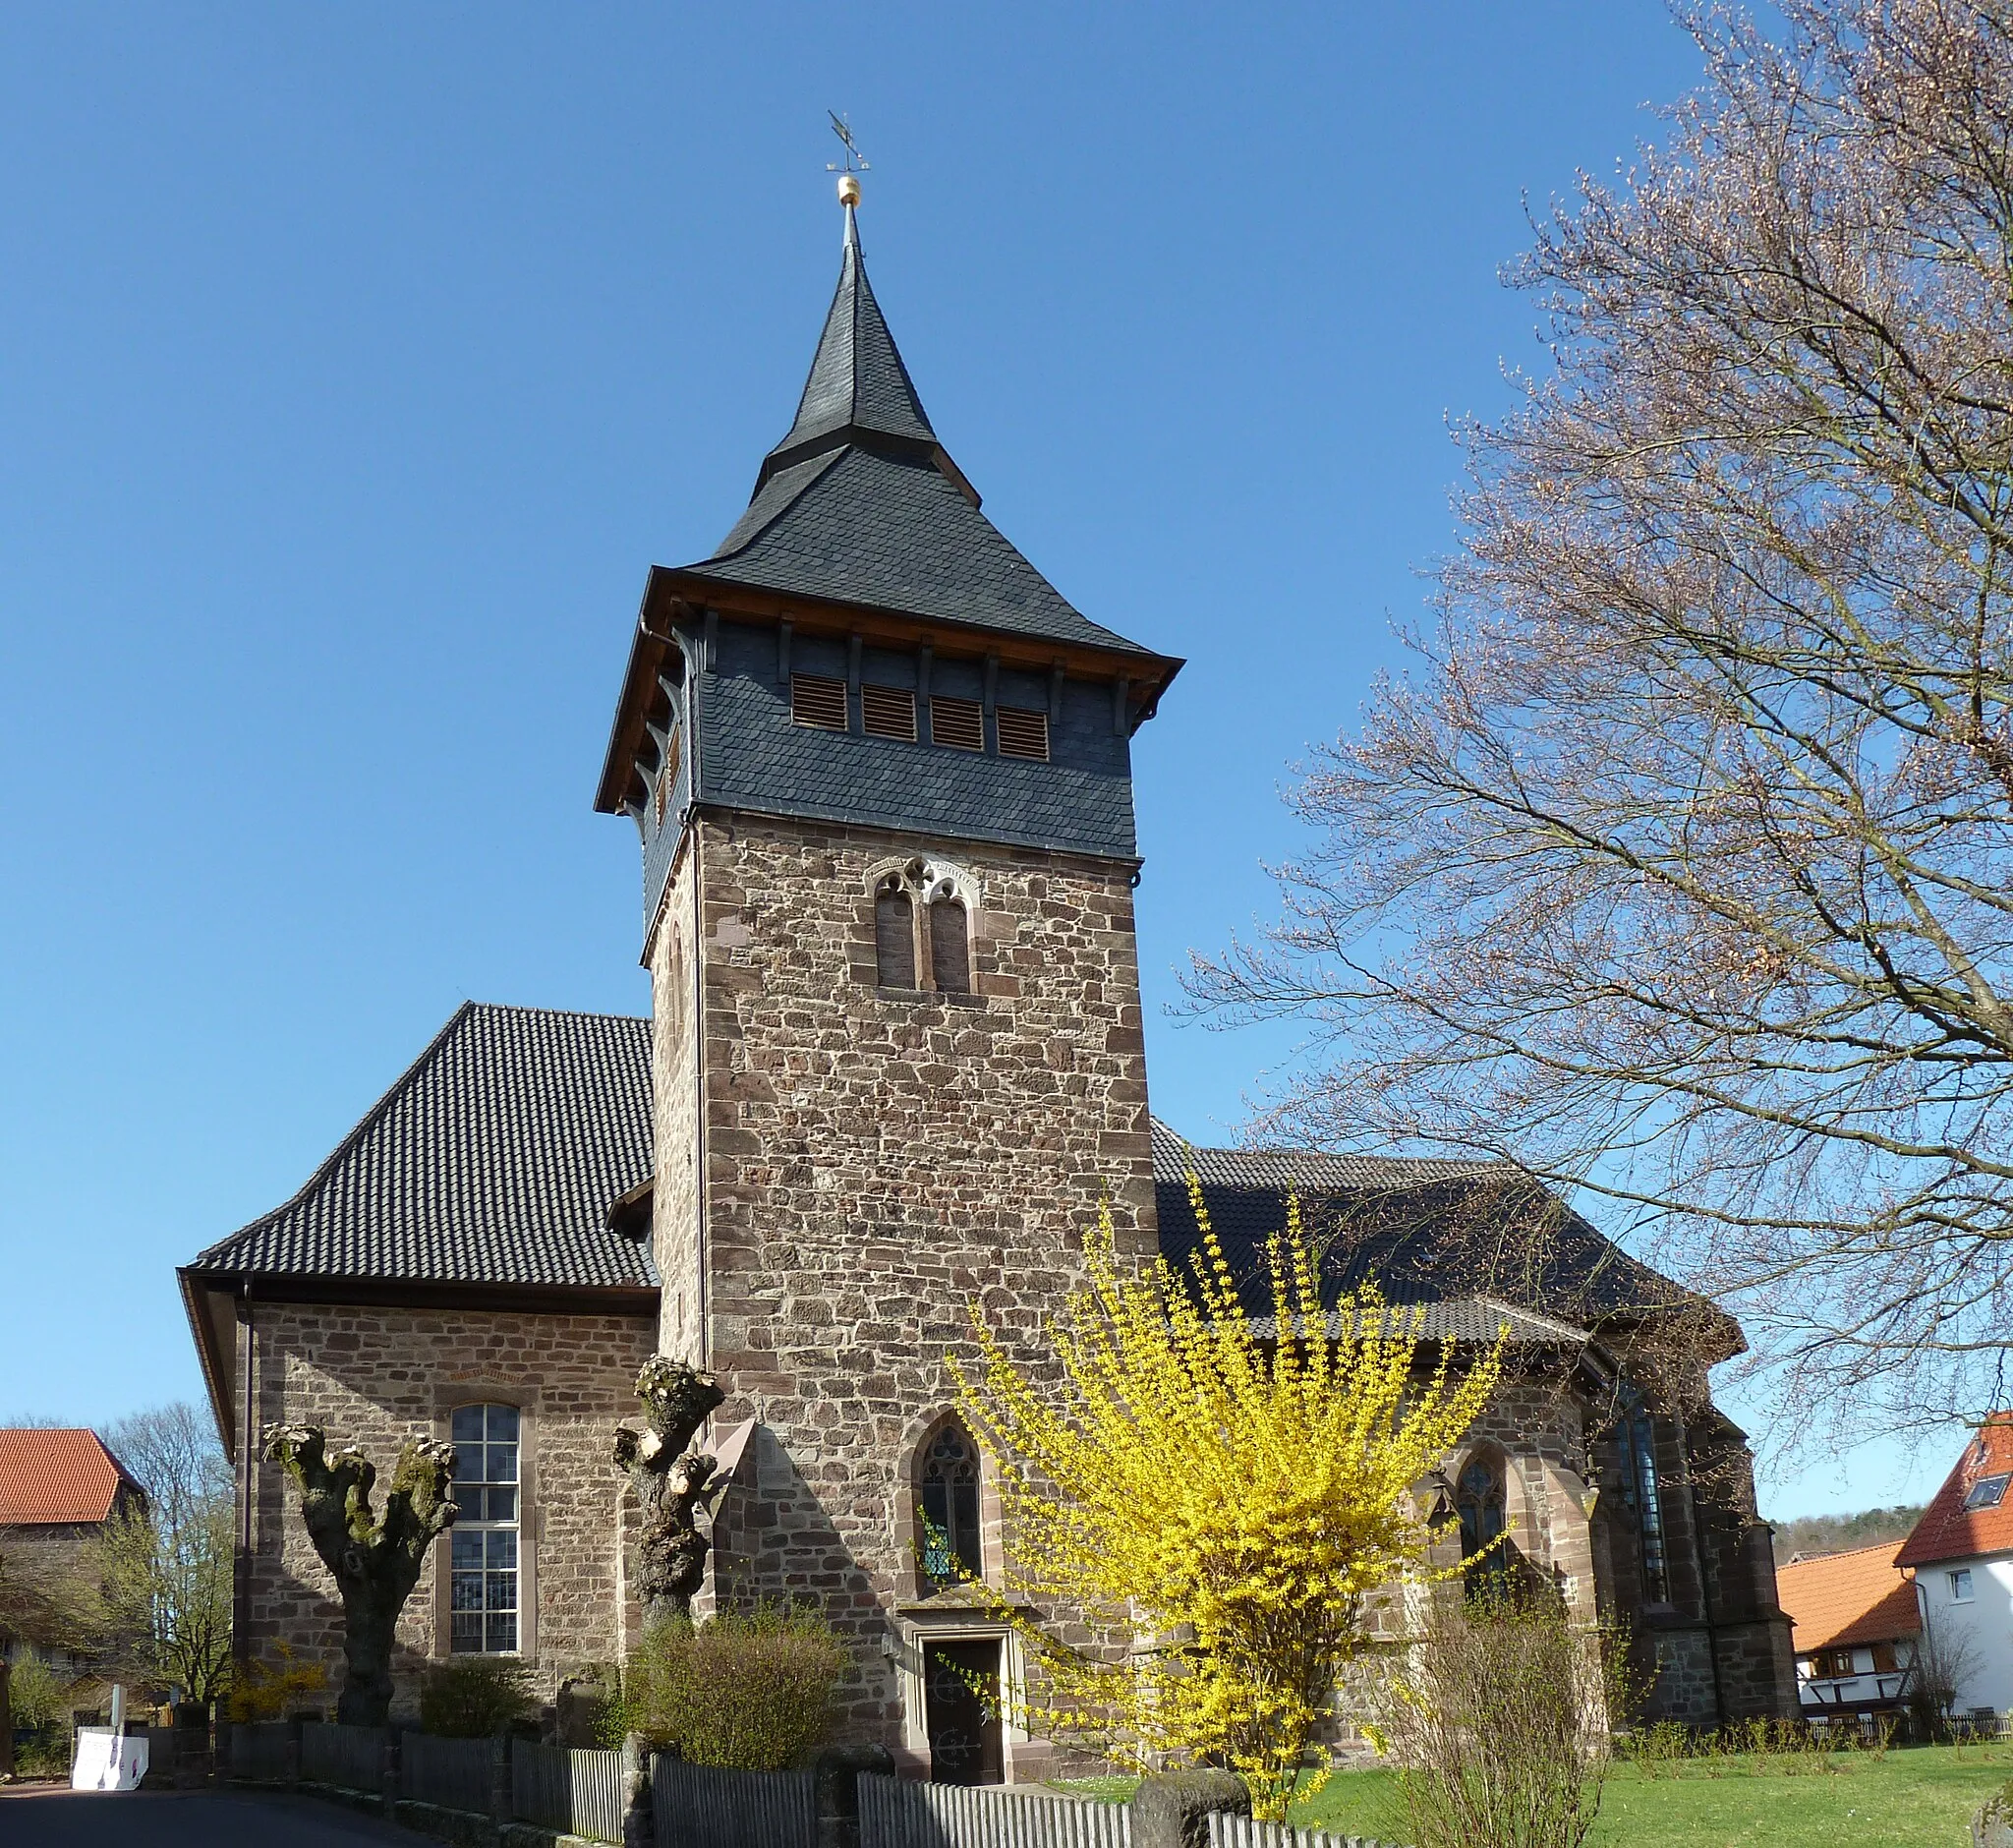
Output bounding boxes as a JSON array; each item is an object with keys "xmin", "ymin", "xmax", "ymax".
[
  {"xmin": 1779, "ymin": 1539, "xmax": 1907, "ymax": 1565},
  {"xmin": 458, "ymin": 1000, "xmax": 650, "ymax": 1027}
]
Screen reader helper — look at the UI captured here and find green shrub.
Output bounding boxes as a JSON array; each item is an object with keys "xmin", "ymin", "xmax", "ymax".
[
  {"xmin": 417, "ymin": 1656, "xmax": 539, "ymax": 1738},
  {"xmin": 623, "ymin": 1606, "xmax": 846, "ymax": 1769}
]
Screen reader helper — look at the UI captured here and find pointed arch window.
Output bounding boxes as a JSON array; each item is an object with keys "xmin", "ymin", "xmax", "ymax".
[
  {"xmin": 1616, "ymin": 1413, "xmax": 1671, "ymax": 1604},
  {"xmin": 928, "ymin": 895, "xmax": 970, "ymax": 995},
  {"xmin": 1457, "ymin": 1454, "xmax": 1507, "ymax": 1596},
  {"xmin": 875, "ymin": 875, "xmax": 917, "ymax": 989},
  {"xmin": 918, "ymin": 1422, "xmax": 983, "ymax": 1590}
]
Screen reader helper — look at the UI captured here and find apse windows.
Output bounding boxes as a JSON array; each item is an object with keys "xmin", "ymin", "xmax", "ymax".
[
  {"xmin": 870, "ymin": 860, "xmax": 975, "ymax": 996},
  {"xmin": 1616, "ymin": 1411, "xmax": 1671, "ymax": 1605},
  {"xmin": 1457, "ymin": 1454, "xmax": 1507, "ymax": 1596},
  {"xmin": 918, "ymin": 1421, "xmax": 983, "ymax": 1590},
  {"xmin": 449, "ymin": 1404, "xmax": 520, "ymax": 1653}
]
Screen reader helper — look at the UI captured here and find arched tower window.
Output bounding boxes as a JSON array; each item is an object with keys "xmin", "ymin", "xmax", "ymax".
[
  {"xmin": 928, "ymin": 895, "xmax": 970, "ymax": 995},
  {"xmin": 449, "ymin": 1404, "xmax": 521, "ymax": 1652},
  {"xmin": 918, "ymin": 1420, "xmax": 983, "ymax": 1590},
  {"xmin": 1457, "ymin": 1453, "xmax": 1507, "ymax": 1596},
  {"xmin": 875, "ymin": 875, "xmax": 917, "ymax": 989}
]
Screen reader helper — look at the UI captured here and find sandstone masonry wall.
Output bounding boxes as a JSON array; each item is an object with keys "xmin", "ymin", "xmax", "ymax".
[
  {"xmin": 240, "ymin": 1302, "xmax": 655, "ymax": 1710},
  {"xmin": 677, "ymin": 815, "xmax": 1158, "ymax": 1766}
]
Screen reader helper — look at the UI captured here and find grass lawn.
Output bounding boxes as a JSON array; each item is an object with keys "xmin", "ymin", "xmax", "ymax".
[{"xmin": 1286, "ymin": 1742, "xmax": 2013, "ymax": 1847}]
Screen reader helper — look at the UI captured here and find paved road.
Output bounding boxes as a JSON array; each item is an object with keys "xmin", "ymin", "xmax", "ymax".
[{"xmin": 0, "ymin": 1787, "xmax": 431, "ymax": 1845}]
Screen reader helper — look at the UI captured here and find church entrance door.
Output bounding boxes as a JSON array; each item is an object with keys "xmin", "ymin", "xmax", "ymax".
[{"xmin": 924, "ymin": 1638, "xmax": 1003, "ymax": 1784}]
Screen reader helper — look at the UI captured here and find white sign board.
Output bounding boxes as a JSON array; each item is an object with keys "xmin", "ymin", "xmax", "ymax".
[{"xmin": 71, "ymin": 1727, "xmax": 147, "ymax": 1791}]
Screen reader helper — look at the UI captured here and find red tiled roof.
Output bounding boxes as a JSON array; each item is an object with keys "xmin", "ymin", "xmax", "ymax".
[
  {"xmin": 0, "ymin": 1428, "xmax": 142, "ymax": 1526},
  {"xmin": 1778, "ymin": 1541, "xmax": 1921, "ymax": 1653},
  {"xmin": 1898, "ymin": 1414, "xmax": 2013, "ymax": 1569}
]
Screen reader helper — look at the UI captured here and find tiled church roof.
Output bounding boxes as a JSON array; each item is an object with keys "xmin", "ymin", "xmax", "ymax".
[
  {"xmin": 1150, "ymin": 1119, "xmax": 1689, "ymax": 1332},
  {"xmin": 184, "ymin": 1004, "xmax": 1690, "ymax": 1334},
  {"xmin": 187, "ymin": 1003, "xmax": 657, "ymax": 1292}
]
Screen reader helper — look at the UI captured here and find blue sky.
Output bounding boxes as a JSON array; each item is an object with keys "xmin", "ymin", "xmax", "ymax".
[{"xmin": 0, "ymin": 4, "xmax": 1937, "ymax": 1515}]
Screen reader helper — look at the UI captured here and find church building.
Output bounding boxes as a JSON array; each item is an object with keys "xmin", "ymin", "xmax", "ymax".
[{"xmin": 179, "ymin": 189, "xmax": 1795, "ymax": 1778}]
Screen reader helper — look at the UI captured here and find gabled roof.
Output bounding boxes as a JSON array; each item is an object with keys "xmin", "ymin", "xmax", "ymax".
[
  {"xmin": 184, "ymin": 1003, "xmax": 657, "ymax": 1294},
  {"xmin": 672, "ymin": 208, "xmax": 1160, "ymax": 660},
  {"xmin": 1777, "ymin": 1542, "xmax": 1921, "ymax": 1652},
  {"xmin": 1150, "ymin": 1120, "xmax": 1704, "ymax": 1336},
  {"xmin": 0, "ymin": 1429, "xmax": 143, "ymax": 1527},
  {"xmin": 1898, "ymin": 1414, "xmax": 2013, "ymax": 1567}
]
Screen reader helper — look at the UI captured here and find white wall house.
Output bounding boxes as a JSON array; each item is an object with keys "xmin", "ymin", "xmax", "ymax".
[
  {"xmin": 1777, "ymin": 1541, "xmax": 1919, "ymax": 1722},
  {"xmin": 1899, "ymin": 1416, "xmax": 2013, "ymax": 1721}
]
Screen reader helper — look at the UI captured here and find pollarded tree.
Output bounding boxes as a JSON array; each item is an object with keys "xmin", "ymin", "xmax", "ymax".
[
  {"xmin": 262, "ymin": 1424, "xmax": 457, "ymax": 1725},
  {"xmin": 1189, "ymin": 0, "xmax": 2013, "ymax": 1437},
  {"xmin": 954, "ymin": 1184, "xmax": 1503, "ymax": 1820}
]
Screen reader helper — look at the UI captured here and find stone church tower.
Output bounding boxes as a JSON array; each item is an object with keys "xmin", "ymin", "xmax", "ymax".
[{"xmin": 593, "ymin": 195, "xmax": 1183, "ymax": 1778}]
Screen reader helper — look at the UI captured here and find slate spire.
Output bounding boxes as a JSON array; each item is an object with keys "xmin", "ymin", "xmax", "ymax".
[{"xmin": 754, "ymin": 202, "xmax": 975, "ymax": 504}]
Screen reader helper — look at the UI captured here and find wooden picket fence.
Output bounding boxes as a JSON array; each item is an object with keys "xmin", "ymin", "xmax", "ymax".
[
  {"xmin": 1206, "ymin": 1814, "xmax": 1405, "ymax": 1848},
  {"xmin": 300, "ymin": 1721, "xmax": 387, "ymax": 1793},
  {"xmin": 401, "ymin": 1730, "xmax": 496, "ymax": 1814},
  {"xmin": 513, "ymin": 1740, "xmax": 627, "ymax": 1844},
  {"xmin": 858, "ymin": 1771, "xmax": 1132, "ymax": 1847},
  {"xmin": 652, "ymin": 1757, "xmax": 820, "ymax": 1848},
  {"xmin": 228, "ymin": 1720, "xmax": 291, "ymax": 1782}
]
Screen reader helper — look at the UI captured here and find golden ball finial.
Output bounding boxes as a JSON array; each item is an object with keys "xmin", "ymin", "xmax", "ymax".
[{"xmin": 836, "ymin": 172, "xmax": 862, "ymax": 208}]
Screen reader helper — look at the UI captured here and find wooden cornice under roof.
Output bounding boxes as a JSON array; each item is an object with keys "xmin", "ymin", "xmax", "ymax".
[{"xmin": 593, "ymin": 564, "xmax": 1184, "ymax": 817}]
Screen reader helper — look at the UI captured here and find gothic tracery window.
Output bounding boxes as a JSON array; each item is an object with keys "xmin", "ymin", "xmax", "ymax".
[
  {"xmin": 875, "ymin": 875, "xmax": 917, "ymax": 989},
  {"xmin": 918, "ymin": 1421, "xmax": 983, "ymax": 1590},
  {"xmin": 1457, "ymin": 1454, "xmax": 1507, "ymax": 1595},
  {"xmin": 928, "ymin": 895, "xmax": 970, "ymax": 994},
  {"xmin": 868, "ymin": 859, "xmax": 976, "ymax": 996}
]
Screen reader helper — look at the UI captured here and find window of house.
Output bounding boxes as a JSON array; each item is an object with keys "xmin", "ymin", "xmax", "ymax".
[
  {"xmin": 1871, "ymin": 1642, "xmax": 1900, "ymax": 1673},
  {"xmin": 791, "ymin": 672, "xmax": 849, "ymax": 731},
  {"xmin": 449, "ymin": 1404, "xmax": 520, "ymax": 1653},
  {"xmin": 875, "ymin": 876, "xmax": 917, "ymax": 989},
  {"xmin": 1950, "ymin": 1569, "xmax": 1976, "ymax": 1603},
  {"xmin": 1964, "ymin": 1473, "xmax": 2011, "ymax": 1511},
  {"xmin": 996, "ymin": 706, "xmax": 1050, "ymax": 762},
  {"xmin": 1809, "ymin": 1647, "xmax": 1856, "ymax": 1680},
  {"xmin": 929, "ymin": 695, "xmax": 984, "ymax": 753},
  {"xmin": 862, "ymin": 684, "xmax": 917, "ymax": 741},
  {"xmin": 918, "ymin": 1422, "xmax": 982, "ymax": 1590},
  {"xmin": 928, "ymin": 895, "xmax": 970, "ymax": 995}
]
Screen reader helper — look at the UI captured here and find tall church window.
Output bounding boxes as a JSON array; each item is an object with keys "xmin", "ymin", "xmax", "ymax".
[
  {"xmin": 929, "ymin": 896, "xmax": 971, "ymax": 995},
  {"xmin": 449, "ymin": 1404, "xmax": 521, "ymax": 1652},
  {"xmin": 918, "ymin": 1421, "xmax": 983, "ymax": 1590},
  {"xmin": 1616, "ymin": 1412, "xmax": 1671, "ymax": 1604},
  {"xmin": 1457, "ymin": 1454, "xmax": 1507, "ymax": 1596},
  {"xmin": 875, "ymin": 876, "xmax": 917, "ymax": 989}
]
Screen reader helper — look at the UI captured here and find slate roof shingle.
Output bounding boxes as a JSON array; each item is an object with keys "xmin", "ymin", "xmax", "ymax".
[
  {"xmin": 1898, "ymin": 1414, "xmax": 2013, "ymax": 1568},
  {"xmin": 188, "ymin": 1003, "xmax": 658, "ymax": 1292},
  {"xmin": 1777, "ymin": 1542, "xmax": 1921, "ymax": 1652},
  {"xmin": 678, "ymin": 215, "xmax": 1159, "ymax": 661},
  {"xmin": 0, "ymin": 1429, "xmax": 143, "ymax": 1527}
]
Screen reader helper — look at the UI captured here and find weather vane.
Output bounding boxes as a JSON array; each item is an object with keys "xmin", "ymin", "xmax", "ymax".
[{"xmin": 827, "ymin": 111, "xmax": 868, "ymax": 208}]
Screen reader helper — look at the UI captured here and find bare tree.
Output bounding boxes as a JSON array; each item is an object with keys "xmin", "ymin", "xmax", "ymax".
[
  {"xmin": 1189, "ymin": 0, "xmax": 2013, "ymax": 1437},
  {"xmin": 88, "ymin": 1405, "xmax": 234, "ymax": 1705}
]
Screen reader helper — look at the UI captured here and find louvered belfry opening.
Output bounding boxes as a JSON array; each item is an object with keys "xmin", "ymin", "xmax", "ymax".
[
  {"xmin": 791, "ymin": 672, "xmax": 849, "ymax": 731},
  {"xmin": 995, "ymin": 706, "xmax": 1049, "ymax": 762},
  {"xmin": 875, "ymin": 876, "xmax": 917, "ymax": 989},
  {"xmin": 929, "ymin": 695, "xmax": 984, "ymax": 753},
  {"xmin": 862, "ymin": 683, "xmax": 917, "ymax": 741},
  {"xmin": 929, "ymin": 895, "xmax": 970, "ymax": 995}
]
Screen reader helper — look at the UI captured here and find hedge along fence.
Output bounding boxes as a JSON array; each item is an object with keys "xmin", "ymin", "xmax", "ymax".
[{"xmin": 652, "ymin": 1757, "xmax": 819, "ymax": 1848}]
